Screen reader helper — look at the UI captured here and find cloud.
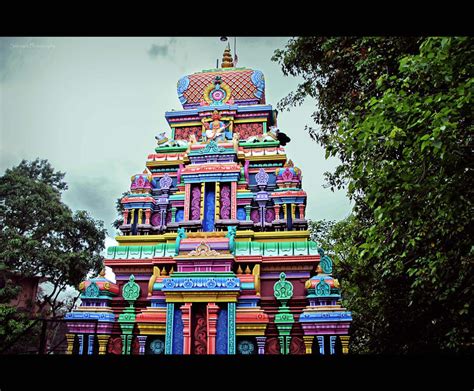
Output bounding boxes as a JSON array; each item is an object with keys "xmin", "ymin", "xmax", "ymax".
[{"xmin": 148, "ymin": 38, "xmax": 177, "ymax": 59}]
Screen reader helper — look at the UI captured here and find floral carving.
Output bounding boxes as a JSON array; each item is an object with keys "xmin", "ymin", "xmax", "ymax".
[
  {"xmin": 220, "ymin": 184, "xmax": 231, "ymax": 219},
  {"xmin": 191, "ymin": 186, "xmax": 201, "ymax": 220}
]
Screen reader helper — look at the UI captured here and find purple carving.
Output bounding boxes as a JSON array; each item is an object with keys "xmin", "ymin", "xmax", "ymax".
[
  {"xmin": 250, "ymin": 209, "xmax": 260, "ymax": 223},
  {"xmin": 265, "ymin": 208, "xmax": 275, "ymax": 223},
  {"xmin": 191, "ymin": 186, "xmax": 201, "ymax": 220},
  {"xmin": 220, "ymin": 185, "xmax": 231, "ymax": 219},
  {"xmin": 255, "ymin": 168, "xmax": 269, "ymax": 187},
  {"xmin": 151, "ymin": 213, "xmax": 161, "ymax": 226},
  {"xmin": 159, "ymin": 173, "xmax": 173, "ymax": 190},
  {"xmin": 166, "ymin": 210, "xmax": 172, "ymax": 224}
]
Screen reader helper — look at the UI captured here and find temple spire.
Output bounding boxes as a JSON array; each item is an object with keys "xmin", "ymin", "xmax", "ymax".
[{"xmin": 221, "ymin": 44, "xmax": 234, "ymax": 68}]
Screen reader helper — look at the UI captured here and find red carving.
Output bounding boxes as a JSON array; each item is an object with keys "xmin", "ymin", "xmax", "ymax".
[
  {"xmin": 174, "ymin": 126, "xmax": 202, "ymax": 141},
  {"xmin": 265, "ymin": 337, "xmax": 281, "ymax": 355},
  {"xmin": 290, "ymin": 337, "xmax": 306, "ymax": 355},
  {"xmin": 193, "ymin": 308, "xmax": 207, "ymax": 355},
  {"xmin": 234, "ymin": 122, "xmax": 263, "ymax": 140},
  {"xmin": 131, "ymin": 337, "xmax": 140, "ymax": 355},
  {"xmin": 107, "ymin": 336, "xmax": 122, "ymax": 355}
]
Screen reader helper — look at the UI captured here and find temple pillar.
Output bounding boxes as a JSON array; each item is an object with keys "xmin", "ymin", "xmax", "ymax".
[
  {"xmin": 256, "ymin": 336, "xmax": 266, "ymax": 355},
  {"xmin": 165, "ymin": 303, "xmax": 174, "ymax": 355},
  {"xmin": 181, "ymin": 303, "xmax": 193, "ymax": 355},
  {"xmin": 340, "ymin": 335, "xmax": 350, "ymax": 354},
  {"xmin": 316, "ymin": 336, "xmax": 325, "ymax": 355},
  {"xmin": 184, "ymin": 183, "xmax": 191, "ymax": 221},
  {"xmin": 144, "ymin": 209, "xmax": 151, "ymax": 225},
  {"xmin": 274, "ymin": 204, "xmax": 281, "ymax": 220},
  {"xmin": 171, "ymin": 206, "xmax": 177, "ymax": 222},
  {"xmin": 298, "ymin": 204, "xmax": 305, "ymax": 219},
  {"xmin": 200, "ymin": 183, "xmax": 205, "ymax": 220},
  {"xmin": 121, "ymin": 334, "xmax": 133, "ymax": 355},
  {"xmin": 206, "ymin": 303, "xmax": 220, "ymax": 355},
  {"xmin": 303, "ymin": 335, "xmax": 314, "ymax": 354},
  {"xmin": 283, "ymin": 204, "xmax": 288, "ymax": 220},
  {"xmin": 231, "ymin": 182, "xmax": 237, "ymax": 219},
  {"xmin": 123, "ymin": 209, "xmax": 129, "ymax": 225},
  {"xmin": 329, "ymin": 335, "xmax": 336, "ymax": 355},
  {"xmin": 97, "ymin": 335, "xmax": 110, "ymax": 355},
  {"xmin": 137, "ymin": 335, "xmax": 148, "ymax": 355},
  {"xmin": 138, "ymin": 208, "xmax": 143, "ymax": 225},
  {"xmin": 227, "ymin": 302, "xmax": 236, "ymax": 354},
  {"xmin": 87, "ymin": 335, "xmax": 95, "ymax": 355},
  {"xmin": 215, "ymin": 182, "xmax": 220, "ymax": 222},
  {"xmin": 245, "ymin": 205, "xmax": 251, "ymax": 221},
  {"xmin": 78, "ymin": 334, "xmax": 84, "ymax": 355},
  {"xmin": 65, "ymin": 333, "xmax": 75, "ymax": 355}
]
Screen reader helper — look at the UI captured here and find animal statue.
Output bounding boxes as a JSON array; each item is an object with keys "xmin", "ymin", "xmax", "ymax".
[
  {"xmin": 244, "ymin": 126, "xmax": 291, "ymax": 146},
  {"xmin": 155, "ymin": 132, "xmax": 189, "ymax": 148},
  {"xmin": 232, "ymin": 132, "xmax": 240, "ymax": 151},
  {"xmin": 225, "ymin": 226, "xmax": 237, "ymax": 255},
  {"xmin": 186, "ymin": 133, "xmax": 198, "ymax": 153},
  {"xmin": 175, "ymin": 227, "xmax": 187, "ymax": 255}
]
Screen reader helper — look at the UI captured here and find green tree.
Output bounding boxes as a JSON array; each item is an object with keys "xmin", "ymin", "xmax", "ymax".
[
  {"xmin": 275, "ymin": 37, "xmax": 473, "ymax": 353},
  {"xmin": 0, "ymin": 158, "xmax": 107, "ymax": 353}
]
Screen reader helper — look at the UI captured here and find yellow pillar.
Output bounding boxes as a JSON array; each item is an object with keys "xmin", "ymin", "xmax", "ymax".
[
  {"xmin": 340, "ymin": 336, "xmax": 350, "ymax": 354},
  {"xmin": 303, "ymin": 336, "xmax": 314, "ymax": 354},
  {"xmin": 215, "ymin": 181, "xmax": 220, "ymax": 221},
  {"xmin": 283, "ymin": 204, "xmax": 288, "ymax": 220},
  {"xmin": 97, "ymin": 335, "xmax": 110, "ymax": 355},
  {"xmin": 65, "ymin": 334, "xmax": 75, "ymax": 355},
  {"xmin": 138, "ymin": 208, "xmax": 143, "ymax": 224},
  {"xmin": 200, "ymin": 182, "xmax": 205, "ymax": 220}
]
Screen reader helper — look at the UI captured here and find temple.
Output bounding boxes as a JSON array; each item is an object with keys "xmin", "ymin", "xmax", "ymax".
[{"xmin": 64, "ymin": 46, "xmax": 352, "ymax": 355}]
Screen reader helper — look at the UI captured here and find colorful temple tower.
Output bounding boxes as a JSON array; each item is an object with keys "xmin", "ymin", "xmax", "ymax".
[{"xmin": 65, "ymin": 47, "xmax": 352, "ymax": 355}]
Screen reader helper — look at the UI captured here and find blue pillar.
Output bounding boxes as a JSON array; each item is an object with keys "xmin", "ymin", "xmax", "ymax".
[
  {"xmin": 227, "ymin": 302, "xmax": 236, "ymax": 354},
  {"xmin": 165, "ymin": 303, "xmax": 174, "ymax": 354},
  {"xmin": 330, "ymin": 336, "xmax": 336, "ymax": 355},
  {"xmin": 78, "ymin": 334, "xmax": 84, "ymax": 355},
  {"xmin": 317, "ymin": 336, "xmax": 325, "ymax": 355},
  {"xmin": 87, "ymin": 335, "xmax": 95, "ymax": 355}
]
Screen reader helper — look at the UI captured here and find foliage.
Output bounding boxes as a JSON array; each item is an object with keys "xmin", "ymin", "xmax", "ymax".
[
  {"xmin": 275, "ymin": 37, "xmax": 473, "ymax": 353},
  {"xmin": 112, "ymin": 191, "xmax": 128, "ymax": 230},
  {"xmin": 0, "ymin": 158, "xmax": 107, "ymax": 352}
]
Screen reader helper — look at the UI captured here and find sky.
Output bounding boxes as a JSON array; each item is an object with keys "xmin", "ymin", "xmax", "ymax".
[{"xmin": 0, "ymin": 36, "xmax": 353, "ymax": 254}]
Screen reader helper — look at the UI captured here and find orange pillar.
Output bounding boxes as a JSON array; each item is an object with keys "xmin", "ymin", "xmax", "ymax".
[
  {"xmin": 181, "ymin": 303, "xmax": 193, "ymax": 354},
  {"xmin": 207, "ymin": 303, "xmax": 220, "ymax": 355}
]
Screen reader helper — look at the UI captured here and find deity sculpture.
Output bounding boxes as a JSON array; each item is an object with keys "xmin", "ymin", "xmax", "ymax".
[{"xmin": 202, "ymin": 110, "xmax": 232, "ymax": 142}]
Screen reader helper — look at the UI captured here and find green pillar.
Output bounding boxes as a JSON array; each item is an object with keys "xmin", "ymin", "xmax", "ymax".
[
  {"xmin": 165, "ymin": 303, "xmax": 174, "ymax": 355},
  {"xmin": 273, "ymin": 272, "xmax": 294, "ymax": 355},
  {"xmin": 118, "ymin": 274, "xmax": 140, "ymax": 355}
]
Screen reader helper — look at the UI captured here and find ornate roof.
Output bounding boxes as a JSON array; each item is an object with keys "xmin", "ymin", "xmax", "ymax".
[{"xmin": 177, "ymin": 67, "xmax": 266, "ymax": 109}]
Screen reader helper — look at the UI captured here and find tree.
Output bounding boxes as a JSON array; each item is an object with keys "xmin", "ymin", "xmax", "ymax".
[
  {"xmin": 0, "ymin": 158, "xmax": 107, "ymax": 352},
  {"xmin": 274, "ymin": 37, "xmax": 473, "ymax": 353}
]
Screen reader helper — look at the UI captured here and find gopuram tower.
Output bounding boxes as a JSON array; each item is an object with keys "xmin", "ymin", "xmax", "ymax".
[{"xmin": 65, "ymin": 46, "xmax": 352, "ymax": 355}]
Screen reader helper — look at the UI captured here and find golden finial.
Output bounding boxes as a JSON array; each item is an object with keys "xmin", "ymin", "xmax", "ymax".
[
  {"xmin": 237, "ymin": 265, "xmax": 243, "ymax": 274},
  {"xmin": 99, "ymin": 268, "xmax": 106, "ymax": 277},
  {"xmin": 221, "ymin": 44, "xmax": 234, "ymax": 68},
  {"xmin": 245, "ymin": 265, "xmax": 251, "ymax": 274},
  {"xmin": 161, "ymin": 266, "xmax": 168, "ymax": 276}
]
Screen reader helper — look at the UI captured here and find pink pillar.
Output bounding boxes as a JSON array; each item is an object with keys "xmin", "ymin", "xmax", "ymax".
[
  {"xmin": 274, "ymin": 204, "xmax": 281, "ymax": 220},
  {"xmin": 184, "ymin": 184, "xmax": 191, "ymax": 221},
  {"xmin": 298, "ymin": 204, "xmax": 305, "ymax": 219},
  {"xmin": 145, "ymin": 209, "xmax": 151, "ymax": 225},
  {"xmin": 181, "ymin": 303, "xmax": 192, "ymax": 354},
  {"xmin": 231, "ymin": 182, "xmax": 237, "ymax": 219},
  {"xmin": 207, "ymin": 303, "xmax": 219, "ymax": 355},
  {"xmin": 123, "ymin": 209, "xmax": 129, "ymax": 225}
]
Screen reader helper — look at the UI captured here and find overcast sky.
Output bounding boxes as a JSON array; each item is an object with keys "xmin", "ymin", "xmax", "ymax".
[{"xmin": 0, "ymin": 36, "xmax": 352, "ymax": 249}]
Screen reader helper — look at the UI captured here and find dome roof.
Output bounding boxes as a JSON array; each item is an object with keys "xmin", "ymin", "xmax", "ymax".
[
  {"xmin": 177, "ymin": 67, "xmax": 266, "ymax": 109},
  {"xmin": 79, "ymin": 269, "xmax": 120, "ymax": 297}
]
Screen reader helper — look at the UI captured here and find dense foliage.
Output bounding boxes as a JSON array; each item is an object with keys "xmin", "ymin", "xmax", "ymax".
[
  {"xmin": 0, "ymin": 159, "xmax": 107, "ymax": 352},
  {"xmin": 275, "ymin": 37, "xmax": 473, "ymax": 353}
]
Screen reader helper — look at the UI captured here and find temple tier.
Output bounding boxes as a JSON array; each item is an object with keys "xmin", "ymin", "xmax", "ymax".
[{"xmin": 65, "ymin": 48, "xmax": 352, "ymax": 355}]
